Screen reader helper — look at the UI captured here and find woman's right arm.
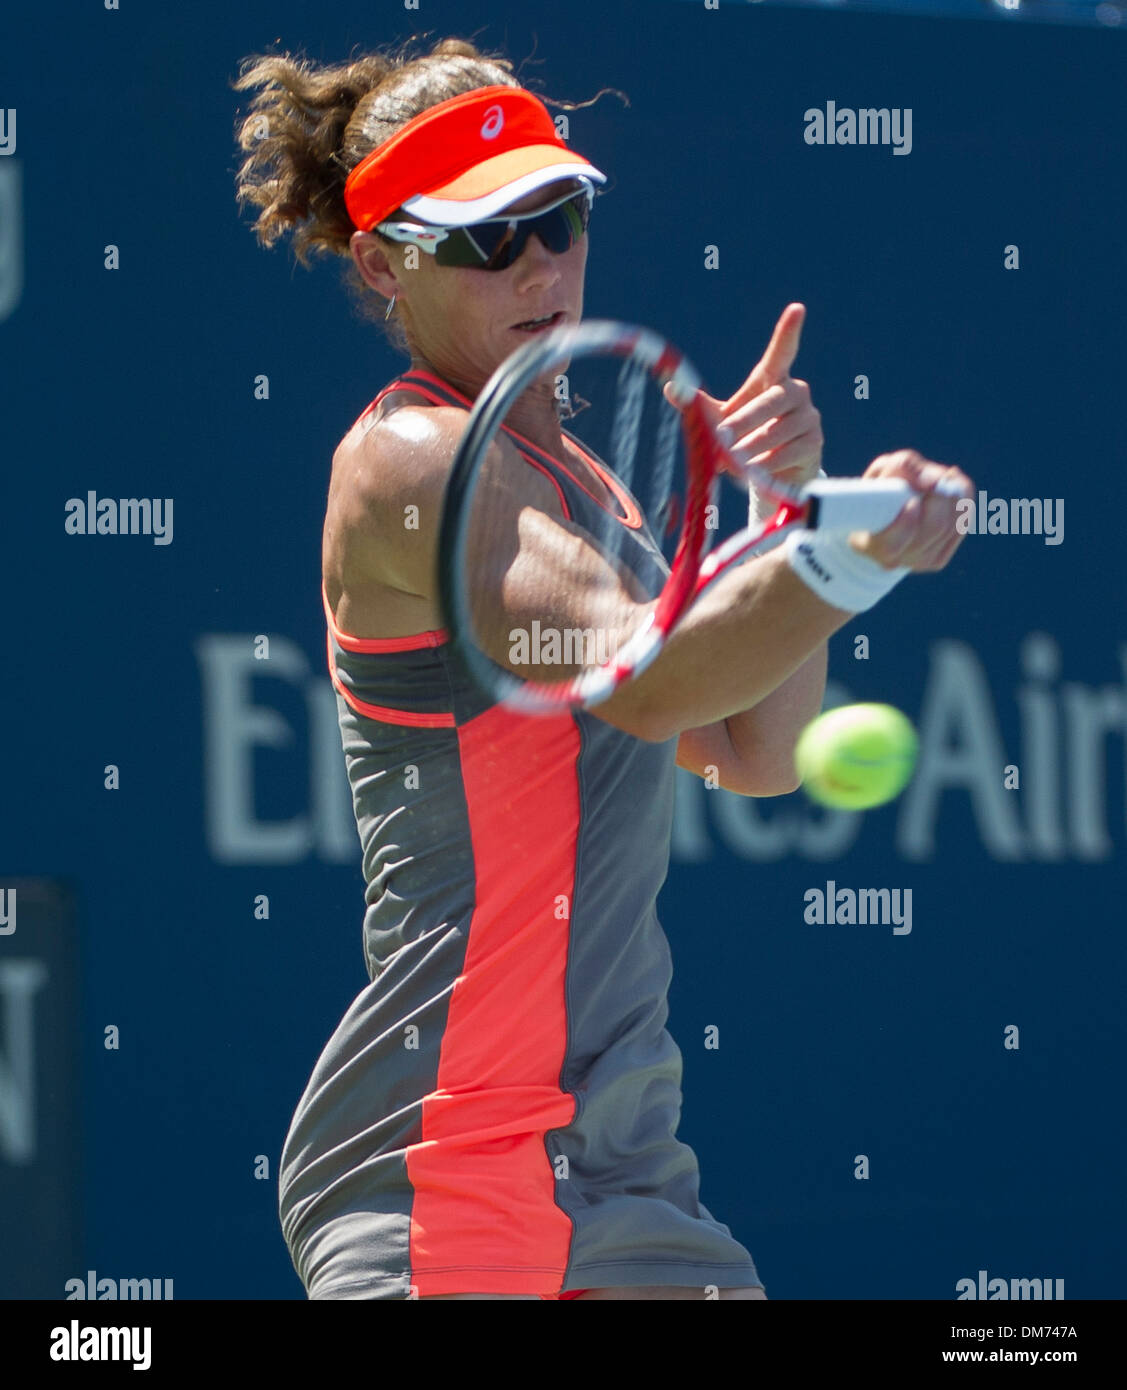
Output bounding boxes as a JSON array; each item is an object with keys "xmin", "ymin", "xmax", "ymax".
[{"xmin": 349, "ymin": 407, "xmax": 967, "ymax": 742}]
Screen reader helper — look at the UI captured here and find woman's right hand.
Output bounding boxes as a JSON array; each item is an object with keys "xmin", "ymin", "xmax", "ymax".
[{"xmin": 849, "ymin": 448, "xmax": 973, "ymax": 573}]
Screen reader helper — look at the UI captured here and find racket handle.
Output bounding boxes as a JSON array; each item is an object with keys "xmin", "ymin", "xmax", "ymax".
[{"xmin": 803, "ymin": 476, "xmax": 963, "ymax": 534}]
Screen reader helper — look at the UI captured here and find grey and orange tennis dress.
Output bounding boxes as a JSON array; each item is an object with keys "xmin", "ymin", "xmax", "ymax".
[{"xmin": 277, "ymin": 368, "xmax": 763, "ymax": 1299}]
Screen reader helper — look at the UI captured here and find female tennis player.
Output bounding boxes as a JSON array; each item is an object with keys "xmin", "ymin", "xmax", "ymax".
[{"xmin": 233, "ymin": 36, "xmax": 971, "ymax": 1301}]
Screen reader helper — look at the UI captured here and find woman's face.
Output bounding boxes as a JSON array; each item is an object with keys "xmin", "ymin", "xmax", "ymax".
[{"xmin": 354, "ymin": 178, "xmax": 590, "ymax": 384}]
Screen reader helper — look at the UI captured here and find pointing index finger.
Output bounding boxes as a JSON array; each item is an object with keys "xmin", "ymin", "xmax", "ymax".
[
  {"xmin": 761, "ymin": 302, "xmax": 805, "ymax": 382},
  {"xmin": 727, "ymin": 303, "xmax": 806, "ymax": 411}
]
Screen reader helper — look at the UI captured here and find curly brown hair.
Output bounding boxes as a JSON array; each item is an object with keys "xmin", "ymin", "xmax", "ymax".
[{"xmin": 232, "ymin": 34, "xmax": 621, "ymax": 355}]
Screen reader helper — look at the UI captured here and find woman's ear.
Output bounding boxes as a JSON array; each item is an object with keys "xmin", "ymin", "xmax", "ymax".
[{"xmin": 350, "ymin": 231, "xmax": 398, "ymax": 298}]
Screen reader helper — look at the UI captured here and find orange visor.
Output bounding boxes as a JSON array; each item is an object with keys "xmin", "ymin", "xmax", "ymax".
[{"xmin": 343, "ymin": 84, "xmax": 607, "ymax": 232}]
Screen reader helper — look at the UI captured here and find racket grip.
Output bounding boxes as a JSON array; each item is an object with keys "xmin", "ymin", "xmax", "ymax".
[{"xmin": 804, "ymin": 476, "xmax": 962, "ymax": 534}]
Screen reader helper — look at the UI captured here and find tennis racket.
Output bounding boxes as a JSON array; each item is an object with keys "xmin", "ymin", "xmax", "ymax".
[{"xmin": 438, "ymin": 318, "xmax": 957, "ymax": 715}]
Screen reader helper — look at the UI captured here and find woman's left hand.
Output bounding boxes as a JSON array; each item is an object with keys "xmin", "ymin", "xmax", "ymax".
[{"xmin": 675, "ymin": 302, "xmax": 824, "ymax": 495}]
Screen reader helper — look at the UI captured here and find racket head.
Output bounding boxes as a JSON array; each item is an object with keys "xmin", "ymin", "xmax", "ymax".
[{"xmin": 438, "ymin": 320, "xmax": 734, "ymax": 714}]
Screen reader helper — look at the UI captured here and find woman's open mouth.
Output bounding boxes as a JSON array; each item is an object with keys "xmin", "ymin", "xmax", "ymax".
[{"xmin": 511, "ymin": 311, "xmax": 565, "ymax": 333}]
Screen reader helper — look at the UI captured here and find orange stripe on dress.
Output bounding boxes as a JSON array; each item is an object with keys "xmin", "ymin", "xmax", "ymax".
[
  {"xmin": 405, "ymin": 703, "xmax": 580, "ymax": 1297},
  {"xmin": 322, "ymin": 581, "xmax": 448, "ymax": 652},
  {"xmin": 324, "ymin": 629, "xmax": 456, "ymax": 729}
]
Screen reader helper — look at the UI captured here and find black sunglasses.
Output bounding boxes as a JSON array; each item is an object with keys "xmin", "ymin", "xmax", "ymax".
[{"xmin": 378, "ymin": 185, "xmax": 595, "ymax": 272}]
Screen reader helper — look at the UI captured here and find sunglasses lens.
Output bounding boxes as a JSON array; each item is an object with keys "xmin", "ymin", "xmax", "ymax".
[
  {"xmin": 432, "ymin": 228, "xmax": 501, "ymax": 267},
  {"xmin": 527, "ymin": 196, "xmax": 589, "ymax": 256},
  {"xmin": 434, "ymin": 192, "xmax": 591, "ymax": 270},
  {"xmin": 552, "ymin": 194, "xmax": 591, "ymax": 247}
]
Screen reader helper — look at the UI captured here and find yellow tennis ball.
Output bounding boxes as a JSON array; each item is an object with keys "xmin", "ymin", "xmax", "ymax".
[{"xmin": 794, "ymin": 703, "xmax": 918, "ymax": 810}]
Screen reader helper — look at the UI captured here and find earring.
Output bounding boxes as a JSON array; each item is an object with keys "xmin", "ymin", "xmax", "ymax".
[{"xmin": 384, "ymin": 294, "xmax": 397, "ymax": 321}]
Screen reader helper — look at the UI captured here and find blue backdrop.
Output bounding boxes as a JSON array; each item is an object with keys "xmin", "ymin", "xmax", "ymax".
[{"xmin": 1, "ymin": 0, "xmax": 1123, "ymax": 1299}]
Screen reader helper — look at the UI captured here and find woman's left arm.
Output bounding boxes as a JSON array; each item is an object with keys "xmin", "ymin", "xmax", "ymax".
[
  {"xmin": 674, "ymin": 301, "xmax": 828, "ymax": 796},
  {"xmin": 675, "ymin": 642, "xmax": 825, "ymax": 795}
]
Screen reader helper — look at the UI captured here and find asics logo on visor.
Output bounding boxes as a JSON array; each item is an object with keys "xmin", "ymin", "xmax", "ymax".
[{"xmin": 480, "ymin": 105, "xmax": 505, "ymax": 140}]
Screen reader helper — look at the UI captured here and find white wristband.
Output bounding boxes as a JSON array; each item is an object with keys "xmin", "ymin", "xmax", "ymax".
[{"xmin": 783, "ymin": 526, "xmax": 909, "ymax": 612}]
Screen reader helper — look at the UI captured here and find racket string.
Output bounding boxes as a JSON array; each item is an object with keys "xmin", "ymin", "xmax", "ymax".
[
  {"xmin": 650, "ymin": 402, "xmax": 681, "ymax": 539},
  {"xmin": 608, "ymin": 354, "xmax": 647, "ymax": 493},
  {"xmin": 591, "ymin": 353, "xmax": 652, "ymax": 578}
]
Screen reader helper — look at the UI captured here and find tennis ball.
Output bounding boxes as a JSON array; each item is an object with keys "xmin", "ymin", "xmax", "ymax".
[{"xmin": 794, "ymin": 703, "xmax": 918, "ymax": 810}]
